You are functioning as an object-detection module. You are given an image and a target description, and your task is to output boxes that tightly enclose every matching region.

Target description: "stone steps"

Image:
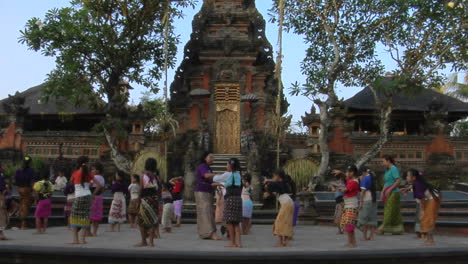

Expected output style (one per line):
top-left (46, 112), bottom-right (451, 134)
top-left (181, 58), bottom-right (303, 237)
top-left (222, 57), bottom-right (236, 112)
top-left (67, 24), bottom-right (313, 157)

top-left (211, 153), bottom-right (247, 174)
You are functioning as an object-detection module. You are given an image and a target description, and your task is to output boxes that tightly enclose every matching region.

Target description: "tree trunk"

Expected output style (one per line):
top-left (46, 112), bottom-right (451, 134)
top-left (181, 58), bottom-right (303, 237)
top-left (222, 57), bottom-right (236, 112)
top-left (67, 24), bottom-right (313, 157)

top-left (316, 102), bottom-right (331, 178)
top-left (355, 103), bottom-right (393, 169)
top-left (103, 128), bottom-right (132, 174)
top-left (164, 140), bottom-right (168, 181)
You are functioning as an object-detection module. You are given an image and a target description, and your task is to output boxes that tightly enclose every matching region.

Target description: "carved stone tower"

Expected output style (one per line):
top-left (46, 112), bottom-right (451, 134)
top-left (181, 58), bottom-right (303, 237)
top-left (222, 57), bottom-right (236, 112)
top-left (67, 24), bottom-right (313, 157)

top-left (169, 0), bottom-right (280, 154)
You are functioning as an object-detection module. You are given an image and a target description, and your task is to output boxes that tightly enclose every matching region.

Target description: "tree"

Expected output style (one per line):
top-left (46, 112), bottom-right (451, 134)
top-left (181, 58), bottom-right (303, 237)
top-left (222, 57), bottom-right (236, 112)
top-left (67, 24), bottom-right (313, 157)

top-left (19, 0), bottom-right (194, 173)
top-left (356, 1), bottom-right (467, 168)
top-left (439, 72), bottom-right (468, 137)
top-left (274, 0), bottom-right (389, 178)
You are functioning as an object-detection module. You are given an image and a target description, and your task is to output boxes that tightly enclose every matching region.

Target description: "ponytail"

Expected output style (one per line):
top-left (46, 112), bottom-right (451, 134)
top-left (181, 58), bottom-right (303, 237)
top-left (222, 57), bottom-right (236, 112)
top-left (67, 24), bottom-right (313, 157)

top-left (369, 170), bottom-right (377, 203)
top-left (77, 156), bottom-right (89, 187)
top-left (408, 169), bottom-right (440, 201)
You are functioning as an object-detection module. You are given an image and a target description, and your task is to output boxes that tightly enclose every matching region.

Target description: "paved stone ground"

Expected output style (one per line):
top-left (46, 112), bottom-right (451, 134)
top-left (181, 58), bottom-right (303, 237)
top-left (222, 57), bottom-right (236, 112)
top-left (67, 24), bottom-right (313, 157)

top-left (2, 224), bottom-right (468, 252)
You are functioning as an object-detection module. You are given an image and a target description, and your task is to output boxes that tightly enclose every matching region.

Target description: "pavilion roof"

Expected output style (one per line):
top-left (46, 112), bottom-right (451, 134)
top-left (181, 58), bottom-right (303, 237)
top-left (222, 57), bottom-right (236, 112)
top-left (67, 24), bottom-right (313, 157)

top-left (0, 84), bottom-right (104, 115)
top-left (344, 87), bottom-right (468, 113)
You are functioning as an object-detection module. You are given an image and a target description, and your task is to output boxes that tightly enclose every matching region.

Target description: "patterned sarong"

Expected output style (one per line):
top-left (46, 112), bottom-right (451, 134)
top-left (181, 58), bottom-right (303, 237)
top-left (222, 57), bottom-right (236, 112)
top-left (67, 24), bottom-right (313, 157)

top-left (137, 189), bottom-right (159, 228)
top-left (70, 195), bottom-right (92, 228)
top-left (341, 208), bottom-right (358, 233)
top-left (108, 192), bottom-right (126, 224)
top-left (18, 187), bottom-right (33, 220)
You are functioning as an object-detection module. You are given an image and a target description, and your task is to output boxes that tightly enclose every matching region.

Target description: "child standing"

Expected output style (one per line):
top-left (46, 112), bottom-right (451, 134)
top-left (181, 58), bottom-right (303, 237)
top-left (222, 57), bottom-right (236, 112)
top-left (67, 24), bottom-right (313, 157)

top-left (336, 165), bottom-right (360, 248)
top-left (54, 170), bottom-right (68, 192)
top-left (127, 174), bottom-right (141, 229)
top-left (358, 168), bottom-right (378, 241)
top-left (169, 176), bottom-right (184, 227)
top-left (331, 173), bottom-right (346, 234)
top-left (406, 169), bottom-right (441, 246)
top-left (33, 167), bottom-right (54, 234)
top-left (108, 170), bottom-right (128, 232)
top-left (241, 173), bottom-right (253, 235)
top-left (63, 181), bottom-right (75, 230)
top-left (161, 183), bottom-right (175, 233)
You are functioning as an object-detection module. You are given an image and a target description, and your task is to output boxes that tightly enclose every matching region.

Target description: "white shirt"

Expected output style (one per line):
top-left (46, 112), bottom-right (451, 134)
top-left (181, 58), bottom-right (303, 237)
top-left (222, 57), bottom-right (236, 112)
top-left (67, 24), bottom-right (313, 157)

top-left (242, 186), bottom-right (252, 201)
top-left (74, 183), bottom-right (91, 198)
top-left (213, 171), bottom-right (231, 183)
top-left (54, 176), bottom-right (67, 191)
top-left (128, 183), bottom-right (141, 200)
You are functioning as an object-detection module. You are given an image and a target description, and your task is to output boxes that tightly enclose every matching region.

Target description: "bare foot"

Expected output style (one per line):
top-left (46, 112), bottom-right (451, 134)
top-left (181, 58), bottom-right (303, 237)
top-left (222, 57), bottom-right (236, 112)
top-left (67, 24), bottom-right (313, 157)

top-left (66, 241), bottom-right (80, 245)
top-left (134, 242), bottom-right (148, 247)
top-left (210, 234), bottom-right (222, 240)
top-left (273, 243), bottom-right (284, 248)
top-left (148, 242), bottom-right (155, 247)
top-left (225, 244), bottom-right (237, 248)
top-left (336, 231), bottom-right (343, 235)
top-left (80, 240), bottom-right (88, 244)
top-left (369, 236), bottom-right (375, 241)
top-left (423, 241), bottom-right (435, 247)
top-left (236, 244), bottom-right (242, 248)
top-left (346, 243), bottom-right (357, 248)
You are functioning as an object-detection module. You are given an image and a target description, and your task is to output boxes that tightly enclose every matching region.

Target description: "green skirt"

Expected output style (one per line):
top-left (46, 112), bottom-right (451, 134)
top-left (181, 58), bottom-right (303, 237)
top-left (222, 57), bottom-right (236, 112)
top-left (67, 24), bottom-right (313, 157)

top-left (378, 192), bottom-right (404, 234)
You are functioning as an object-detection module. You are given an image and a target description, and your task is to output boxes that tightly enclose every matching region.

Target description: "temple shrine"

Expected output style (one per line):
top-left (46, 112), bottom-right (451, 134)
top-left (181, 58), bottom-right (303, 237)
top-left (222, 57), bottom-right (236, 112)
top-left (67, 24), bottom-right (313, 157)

top-left (169, 0), bottom-right (281, 155)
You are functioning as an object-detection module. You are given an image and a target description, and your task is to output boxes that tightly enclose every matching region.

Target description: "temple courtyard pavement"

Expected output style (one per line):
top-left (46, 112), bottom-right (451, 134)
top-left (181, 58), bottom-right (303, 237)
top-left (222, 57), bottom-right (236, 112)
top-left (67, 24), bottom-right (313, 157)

top-left (2, 224), bottom-right (468, 263)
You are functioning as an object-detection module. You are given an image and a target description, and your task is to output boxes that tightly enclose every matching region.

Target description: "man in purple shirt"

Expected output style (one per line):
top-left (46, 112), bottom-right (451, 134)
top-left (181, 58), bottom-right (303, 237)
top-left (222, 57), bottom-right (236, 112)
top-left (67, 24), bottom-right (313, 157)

top-left (194, 152), bottom-right (220, 240)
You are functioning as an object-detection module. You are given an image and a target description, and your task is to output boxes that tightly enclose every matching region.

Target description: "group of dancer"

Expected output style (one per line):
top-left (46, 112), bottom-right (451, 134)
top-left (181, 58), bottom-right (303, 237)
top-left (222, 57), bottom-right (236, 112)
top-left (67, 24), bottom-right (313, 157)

top-left (0, 155), bottom-right (184, 246)
top-left (194, 152), bottom-right (298, 248)
top-left (0, 153), bottom-right (442, 248)
top-left (332, 155), bottom-right (441, 248)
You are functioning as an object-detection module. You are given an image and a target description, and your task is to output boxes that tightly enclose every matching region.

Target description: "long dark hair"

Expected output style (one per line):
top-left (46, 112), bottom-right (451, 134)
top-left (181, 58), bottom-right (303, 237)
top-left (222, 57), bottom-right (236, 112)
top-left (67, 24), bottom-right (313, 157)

top-left (229, 158), bottom-right (241, 173)
top-left (361, 167), bottom-right (377, 203)
top-left (77, 156), bottom-right (89, 187)
top-left (243, 173), bottom-right (252, 186)
top-left (285, 175), bottom-right (297, 200)
top-left (408, 169), bottom-right (440, 200)
top-left (144, 157), bottom-right (159, 184)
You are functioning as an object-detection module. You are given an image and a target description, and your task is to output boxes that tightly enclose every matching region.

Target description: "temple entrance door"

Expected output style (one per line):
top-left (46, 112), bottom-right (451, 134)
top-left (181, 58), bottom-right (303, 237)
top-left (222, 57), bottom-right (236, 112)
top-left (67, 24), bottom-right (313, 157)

top-left (214, 83), bottom-right (241, 154)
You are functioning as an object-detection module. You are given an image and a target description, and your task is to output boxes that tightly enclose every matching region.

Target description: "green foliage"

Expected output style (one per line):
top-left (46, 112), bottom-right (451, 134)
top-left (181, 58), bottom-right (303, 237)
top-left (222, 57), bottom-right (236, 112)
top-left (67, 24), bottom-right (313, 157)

top-left (284, 159), bottom-right (318, 191)
top-left (275, 0), bottom-right (388, 100)
top-left (19, 0), bottom-right (195, 118)
top-left (382, 1), bottom-right (467, 89)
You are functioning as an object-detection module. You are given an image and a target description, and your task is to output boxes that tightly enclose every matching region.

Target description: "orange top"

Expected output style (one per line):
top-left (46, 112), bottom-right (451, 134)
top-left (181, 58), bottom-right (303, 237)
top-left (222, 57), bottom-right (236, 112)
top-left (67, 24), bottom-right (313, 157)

top-left (71, 169), bottom-right (93, 185)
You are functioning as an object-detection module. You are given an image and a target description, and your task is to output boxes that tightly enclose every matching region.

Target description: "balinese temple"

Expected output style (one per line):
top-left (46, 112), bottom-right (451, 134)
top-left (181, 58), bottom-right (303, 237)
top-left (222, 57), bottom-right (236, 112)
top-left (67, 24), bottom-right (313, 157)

top-left (302, 86), bottom-right (468, 183)
top-left (169, 0), bottom-right (280, 154)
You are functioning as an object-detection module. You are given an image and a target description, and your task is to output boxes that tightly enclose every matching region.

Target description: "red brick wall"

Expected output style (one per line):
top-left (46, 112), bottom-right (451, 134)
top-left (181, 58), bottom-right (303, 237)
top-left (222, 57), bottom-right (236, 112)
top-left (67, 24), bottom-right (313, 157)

top-left (328, 127), bottom-right (354, 154)
top-left (426, 134), bottom-right (454, 155)
top-left (0, 122), bottom-right (17, 149)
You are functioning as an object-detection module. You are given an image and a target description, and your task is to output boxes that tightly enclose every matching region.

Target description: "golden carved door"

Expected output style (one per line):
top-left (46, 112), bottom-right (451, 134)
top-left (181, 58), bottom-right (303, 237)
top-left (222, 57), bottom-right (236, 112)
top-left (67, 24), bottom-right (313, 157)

top-left (214, 84), bottom-right (240, 154)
